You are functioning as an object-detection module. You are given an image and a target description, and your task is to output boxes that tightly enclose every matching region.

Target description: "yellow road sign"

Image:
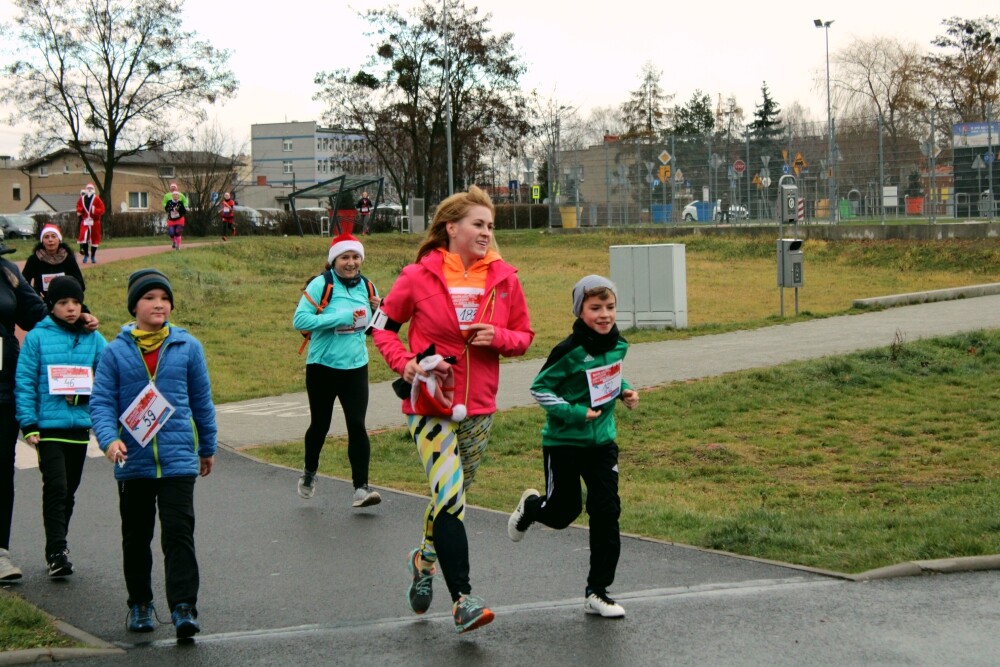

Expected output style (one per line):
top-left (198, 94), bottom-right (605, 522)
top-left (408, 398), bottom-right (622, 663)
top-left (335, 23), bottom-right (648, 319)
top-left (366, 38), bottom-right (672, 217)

top-left (659, 165), bottom-right (671, 182)
top-left (793, 152), bottom-right (807, 168)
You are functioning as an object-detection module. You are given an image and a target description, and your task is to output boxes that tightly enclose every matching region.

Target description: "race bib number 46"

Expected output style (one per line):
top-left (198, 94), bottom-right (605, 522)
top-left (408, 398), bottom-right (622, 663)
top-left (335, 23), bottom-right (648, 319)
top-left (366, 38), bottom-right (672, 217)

top-left (47, 365), bottom-right (94, 395)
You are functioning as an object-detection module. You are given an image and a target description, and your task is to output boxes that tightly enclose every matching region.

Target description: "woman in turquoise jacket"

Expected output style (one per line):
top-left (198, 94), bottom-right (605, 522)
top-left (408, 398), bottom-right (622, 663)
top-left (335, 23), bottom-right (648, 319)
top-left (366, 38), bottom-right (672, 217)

top-left (292, 232), bottom-right (382, 507)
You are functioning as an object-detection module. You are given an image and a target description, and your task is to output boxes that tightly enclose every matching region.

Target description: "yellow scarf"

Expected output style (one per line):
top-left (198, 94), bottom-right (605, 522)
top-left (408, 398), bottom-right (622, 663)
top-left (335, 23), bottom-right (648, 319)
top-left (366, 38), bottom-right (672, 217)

top-left (130, 325), bottom-right (169, 354)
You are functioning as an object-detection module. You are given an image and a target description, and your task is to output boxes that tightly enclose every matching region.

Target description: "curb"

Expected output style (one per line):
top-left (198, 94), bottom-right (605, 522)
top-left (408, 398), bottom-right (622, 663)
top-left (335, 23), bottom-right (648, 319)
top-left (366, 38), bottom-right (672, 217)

top-left (853, 282), bottom-right (1000, 309)
top-left (850, 554), bottom-right (1000, 581)
top-left (0, 611), bottom-right (123, 666)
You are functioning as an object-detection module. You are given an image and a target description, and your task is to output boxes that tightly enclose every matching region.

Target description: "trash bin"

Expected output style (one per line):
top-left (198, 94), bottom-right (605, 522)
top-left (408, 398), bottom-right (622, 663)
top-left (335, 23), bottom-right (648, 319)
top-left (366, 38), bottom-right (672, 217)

top-left (558, 206), bottom-right (578, 228)
top-left (651, 203), bottom-right (673, 223)
top-left (838, 199), bottom-right (854, 220)
top-left (694, 201), bottom-right (713, 222)
top-left (905, 197), bottom-right (924, 215)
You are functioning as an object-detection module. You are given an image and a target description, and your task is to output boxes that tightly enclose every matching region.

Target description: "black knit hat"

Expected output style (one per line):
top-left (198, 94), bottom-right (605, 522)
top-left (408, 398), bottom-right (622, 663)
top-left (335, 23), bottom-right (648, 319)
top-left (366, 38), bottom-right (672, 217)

top-left (127, 268), bottom-right (174, 315)
top-left (46, 275), bottom-right (84, 308)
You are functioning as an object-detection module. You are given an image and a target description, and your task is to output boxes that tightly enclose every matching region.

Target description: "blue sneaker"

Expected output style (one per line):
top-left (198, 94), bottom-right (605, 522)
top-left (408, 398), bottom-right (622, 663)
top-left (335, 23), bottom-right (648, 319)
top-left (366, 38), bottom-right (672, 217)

top-left (82, 255), bottom-right (88, 264)
top-left (406, 548), bottom-right (434, 614)
top-left (126, 602), bottom-right (155, 633)
top-left (171, 603), bottom-right (201, 640)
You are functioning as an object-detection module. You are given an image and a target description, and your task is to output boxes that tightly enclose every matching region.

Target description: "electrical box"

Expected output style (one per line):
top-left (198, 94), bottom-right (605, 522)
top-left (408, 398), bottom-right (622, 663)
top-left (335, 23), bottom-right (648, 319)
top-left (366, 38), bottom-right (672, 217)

top-left (776, 174), bottom-right (798, 224)
top-left (408, 198), bottom-right (425, 233)
top-left (610, 244), bottom-right (687, 329)
top-left (777, 238), bottom-right (804, 288)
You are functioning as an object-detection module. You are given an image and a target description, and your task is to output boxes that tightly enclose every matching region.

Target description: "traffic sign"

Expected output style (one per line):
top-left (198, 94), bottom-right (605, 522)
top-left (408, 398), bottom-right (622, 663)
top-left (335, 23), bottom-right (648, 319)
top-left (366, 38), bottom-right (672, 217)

top-left (793, 152), bottom-right (807, 168)
top-left (710, 153), bottom-right (722, 169)
top-left (659, 150), bottom-right (671, 164)
top-left (761, 156), bottom-right (771, 167)
top-left (782, 164), bottom-right (790, 175)
top-left (659, 165), bottom-right (671, 182)
top-left (761, 176), bottom-right (771, 188)
top-left (752, 174), bottom-right (762, 186)
top-left (972, 155), bottom-right (986, 169)
top-left (984, 151), bottom-right (996, 165)
top-left (531, 185), bottom-right (540, 201)
top-left (733, 159), bottom-right (746, 174)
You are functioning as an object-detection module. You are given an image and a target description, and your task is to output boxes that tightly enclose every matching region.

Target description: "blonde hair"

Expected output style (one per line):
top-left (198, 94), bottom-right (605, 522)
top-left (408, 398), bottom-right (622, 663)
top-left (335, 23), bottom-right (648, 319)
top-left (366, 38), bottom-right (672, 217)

top-left (416, 185), bottom-right (498, 261)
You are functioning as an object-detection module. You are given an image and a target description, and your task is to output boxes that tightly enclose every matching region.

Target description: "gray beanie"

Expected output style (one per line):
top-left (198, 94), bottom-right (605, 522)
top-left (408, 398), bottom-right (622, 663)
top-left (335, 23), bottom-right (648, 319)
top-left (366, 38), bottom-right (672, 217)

top-left (127, 268), bottom-right (174, 315)
top-left (572, 275), bottom-right (617, 317)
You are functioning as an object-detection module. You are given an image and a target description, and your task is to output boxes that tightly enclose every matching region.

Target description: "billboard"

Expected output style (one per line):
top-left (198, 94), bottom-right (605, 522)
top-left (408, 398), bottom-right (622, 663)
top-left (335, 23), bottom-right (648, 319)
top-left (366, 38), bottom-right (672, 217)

top-left (953, 122), bottom-right (1000, 149)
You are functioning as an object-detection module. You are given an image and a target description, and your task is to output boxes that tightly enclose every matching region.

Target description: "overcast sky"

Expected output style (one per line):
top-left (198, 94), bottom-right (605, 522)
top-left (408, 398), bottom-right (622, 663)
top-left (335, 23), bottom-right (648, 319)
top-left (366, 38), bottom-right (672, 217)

top-left (0, 0), bottom-right (993, 158)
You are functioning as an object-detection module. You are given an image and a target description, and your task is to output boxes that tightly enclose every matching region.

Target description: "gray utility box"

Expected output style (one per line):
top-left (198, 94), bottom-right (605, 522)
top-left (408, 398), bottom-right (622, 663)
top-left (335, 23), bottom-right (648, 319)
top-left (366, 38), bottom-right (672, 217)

top-left (777, 174), bottom-right (798, 223)
top-left (408, 198), bottom-right (426, 233)
top-left (610, 244), bottom-right (687, 329)
top-left (777, 238), bottom-right (804, 288)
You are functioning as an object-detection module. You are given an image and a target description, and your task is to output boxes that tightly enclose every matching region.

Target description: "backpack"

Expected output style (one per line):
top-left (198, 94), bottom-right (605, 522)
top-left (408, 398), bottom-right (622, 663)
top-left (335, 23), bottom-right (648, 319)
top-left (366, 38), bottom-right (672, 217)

top-left (298, 270), bottom-right (375, 354)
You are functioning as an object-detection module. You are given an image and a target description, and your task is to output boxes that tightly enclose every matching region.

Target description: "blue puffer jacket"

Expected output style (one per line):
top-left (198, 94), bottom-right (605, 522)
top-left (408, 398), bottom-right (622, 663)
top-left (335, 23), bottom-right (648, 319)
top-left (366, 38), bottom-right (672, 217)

top-left (14, 316), bottom-right (107, 435)
top-left (91, 323), bottom-right (217, 480)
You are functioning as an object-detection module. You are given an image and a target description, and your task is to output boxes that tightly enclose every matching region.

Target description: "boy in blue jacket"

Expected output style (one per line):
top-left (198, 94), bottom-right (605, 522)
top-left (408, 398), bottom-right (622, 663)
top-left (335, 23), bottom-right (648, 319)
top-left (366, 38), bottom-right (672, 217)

top-left (507, 275), bottom-right (639, 619)
top-left (15, 276), bottom-right (106, 578)
top-left (90, 269), bottom-right (217, 641)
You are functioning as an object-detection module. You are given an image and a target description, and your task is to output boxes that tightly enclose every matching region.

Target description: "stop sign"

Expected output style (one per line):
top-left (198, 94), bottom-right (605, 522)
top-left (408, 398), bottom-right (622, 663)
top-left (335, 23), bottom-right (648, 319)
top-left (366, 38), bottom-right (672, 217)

top-left (733, 159), bottom-right (746, 174)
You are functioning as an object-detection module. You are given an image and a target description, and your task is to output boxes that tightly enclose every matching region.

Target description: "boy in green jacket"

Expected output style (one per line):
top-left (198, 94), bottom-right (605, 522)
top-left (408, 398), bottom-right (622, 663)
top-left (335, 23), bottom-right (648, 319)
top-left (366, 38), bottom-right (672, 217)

top-left (507, 275), bottom-right (639, 618)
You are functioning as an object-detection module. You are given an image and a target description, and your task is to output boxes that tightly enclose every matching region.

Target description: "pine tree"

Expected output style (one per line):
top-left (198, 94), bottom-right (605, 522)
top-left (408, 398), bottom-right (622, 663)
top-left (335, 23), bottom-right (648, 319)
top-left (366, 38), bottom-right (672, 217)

top-left (748, 82), bottom-right (784, 158)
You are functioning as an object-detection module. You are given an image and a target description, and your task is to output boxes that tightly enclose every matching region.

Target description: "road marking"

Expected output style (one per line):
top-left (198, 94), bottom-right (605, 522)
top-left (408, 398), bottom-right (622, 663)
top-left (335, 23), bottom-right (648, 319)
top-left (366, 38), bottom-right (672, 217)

top-left (123, 577), bottom-right (840, 649)
top-left (215, 401), bottom-right (316, 418)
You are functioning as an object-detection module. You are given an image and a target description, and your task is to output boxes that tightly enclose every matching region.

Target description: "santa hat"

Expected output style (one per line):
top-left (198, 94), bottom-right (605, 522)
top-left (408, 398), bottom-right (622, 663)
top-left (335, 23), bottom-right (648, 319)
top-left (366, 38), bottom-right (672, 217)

top-left (409, 345), bottom-right (466, 421)
top-left (39, 224), bottom-right (62, 242)
top-left (169, 183), bottom-right (178, 191)
top-left (84, 183), bottom-right (95, 191)
top-left (328, 232), bottom-right (364, 264)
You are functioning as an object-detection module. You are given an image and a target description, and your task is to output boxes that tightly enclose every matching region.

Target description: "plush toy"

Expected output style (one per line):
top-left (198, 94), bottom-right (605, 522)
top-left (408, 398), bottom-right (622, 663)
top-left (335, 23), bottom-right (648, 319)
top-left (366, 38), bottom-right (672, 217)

top-left (408, 344), bottom-right (467, 421)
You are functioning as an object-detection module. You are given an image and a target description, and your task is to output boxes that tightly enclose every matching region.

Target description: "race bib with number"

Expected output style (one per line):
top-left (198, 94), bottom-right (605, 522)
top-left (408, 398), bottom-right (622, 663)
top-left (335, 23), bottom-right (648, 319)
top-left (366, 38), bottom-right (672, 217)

top-left (41, 273), bottom-right (66, 292)
top-left (83, 218), bottom-right (93, 226)
top-left (119, 382), bottom-right (176, 448)
top-left (222, 206), bottom-right (231, 214)
top-left (449, 287), bottom-right (484, 330)
top-left (586, 362), bottom-right (623, 407)
top-left (336, 307), bottom-right (369, 334)
top-left (47, 365), bottom-right (94, 395)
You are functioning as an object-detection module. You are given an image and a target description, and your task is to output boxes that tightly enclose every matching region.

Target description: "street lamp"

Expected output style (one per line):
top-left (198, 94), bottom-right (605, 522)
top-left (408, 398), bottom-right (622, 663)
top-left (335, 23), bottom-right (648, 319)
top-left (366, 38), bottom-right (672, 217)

top-left (814, 18), bottom-right (835, 223)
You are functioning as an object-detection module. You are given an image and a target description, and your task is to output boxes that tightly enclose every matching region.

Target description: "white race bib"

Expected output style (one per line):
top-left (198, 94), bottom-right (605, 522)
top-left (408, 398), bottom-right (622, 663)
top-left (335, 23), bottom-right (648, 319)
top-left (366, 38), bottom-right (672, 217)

top-left (83, 218), bottom-right (93, 226)
top-left (336, 307), bottom-right (369, 334)
top-left (41, 273), bottom-right (66, 292)
top-left (47, 365), bottom-right (93, 395)
top-left (586, 361), bottom-right (623, 407)
top-left (119, 382), bottom-right (176, 448)
top-left (449, 287), bottom-right (484, 330)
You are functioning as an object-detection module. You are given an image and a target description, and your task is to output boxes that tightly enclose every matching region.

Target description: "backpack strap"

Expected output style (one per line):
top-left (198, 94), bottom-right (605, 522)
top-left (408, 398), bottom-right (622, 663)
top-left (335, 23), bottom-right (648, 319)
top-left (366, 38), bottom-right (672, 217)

top-left (298, 271), bottom-right (335, 354)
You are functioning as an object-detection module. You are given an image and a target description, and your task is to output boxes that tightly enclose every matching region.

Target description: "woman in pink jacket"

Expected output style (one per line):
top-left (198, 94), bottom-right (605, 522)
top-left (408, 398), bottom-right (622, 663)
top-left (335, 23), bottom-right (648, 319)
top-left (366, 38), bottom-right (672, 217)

top-left (374, 185), bottom-right (533, 634)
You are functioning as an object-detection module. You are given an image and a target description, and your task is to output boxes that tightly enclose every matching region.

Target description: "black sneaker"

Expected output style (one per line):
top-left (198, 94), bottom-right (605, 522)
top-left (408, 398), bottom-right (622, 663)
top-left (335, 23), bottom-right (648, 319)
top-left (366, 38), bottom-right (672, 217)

top-left (406, 548), bottom-right (434, 614)
top-left (47, 549), bottom-right (73, 578)
top-left (297, 469), bottom-right (316, 499)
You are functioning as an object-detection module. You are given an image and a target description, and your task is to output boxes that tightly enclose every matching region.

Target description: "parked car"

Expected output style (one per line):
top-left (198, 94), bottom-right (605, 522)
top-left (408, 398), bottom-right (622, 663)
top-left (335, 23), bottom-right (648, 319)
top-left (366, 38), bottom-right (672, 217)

top-left (0, 213), bottom-right (39, 239)
top-left (681, 200), bottom-right (750, 222)
top-left (231, 205), bottom-right (264, 228)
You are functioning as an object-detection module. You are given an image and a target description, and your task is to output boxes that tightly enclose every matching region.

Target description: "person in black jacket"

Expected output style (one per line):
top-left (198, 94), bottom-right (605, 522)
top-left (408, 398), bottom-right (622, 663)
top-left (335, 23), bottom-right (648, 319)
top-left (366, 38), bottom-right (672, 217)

top-left (20, 224), bottom-right (85, 300)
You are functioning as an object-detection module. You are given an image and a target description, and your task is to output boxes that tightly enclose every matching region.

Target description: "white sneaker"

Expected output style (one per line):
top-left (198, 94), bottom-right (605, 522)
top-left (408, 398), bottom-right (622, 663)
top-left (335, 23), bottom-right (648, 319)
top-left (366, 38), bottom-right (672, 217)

top-left (507, 488), bottom-right (540, 542)
top-left (352, 486), bottom-right (381, 508)
top-left (0, 548), bottom-right (23, 581)
top-left (584, 591), bottom-right (625, 618)
top-left (297, 470), bottom-right (316, 499)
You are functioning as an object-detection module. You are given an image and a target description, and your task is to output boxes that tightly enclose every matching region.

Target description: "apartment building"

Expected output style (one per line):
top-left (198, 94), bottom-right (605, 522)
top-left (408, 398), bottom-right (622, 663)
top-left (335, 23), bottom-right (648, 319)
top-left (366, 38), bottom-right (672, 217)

top-left (250, 121), bottom-right (375, 189)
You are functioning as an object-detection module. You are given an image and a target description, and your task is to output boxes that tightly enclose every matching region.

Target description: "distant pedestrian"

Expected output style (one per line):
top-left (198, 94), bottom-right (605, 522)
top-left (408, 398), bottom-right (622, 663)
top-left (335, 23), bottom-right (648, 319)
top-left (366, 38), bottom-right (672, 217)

top-left (292, 233), bottom-right (382, 508)
top-left (356, 191), bottom-right (374, 235)
top-left (720, 193), bottom-right (731, 223)
top-left (220, 192), bottom-right (236, 241)
top-left (90, 269), bottom-right (217, 641)
top-left (508, 275), bottom-right (638, 619)
top-left (76, 184), bottom-right (104, 264)
top-left (164, 192), bottom-right (186, 251)
top-left (21, 224), bottom-right (86, 300)
top-left (160, 183), bottom-right (189, 209)
top-left (373, 185), bottom-right (534, 634)
top-left (14, 276), bottom-right (106, 578)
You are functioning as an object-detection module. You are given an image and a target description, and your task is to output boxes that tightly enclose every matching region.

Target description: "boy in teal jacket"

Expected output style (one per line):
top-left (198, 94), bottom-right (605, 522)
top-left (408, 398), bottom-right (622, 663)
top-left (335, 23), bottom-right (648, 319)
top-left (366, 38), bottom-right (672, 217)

top-left (507, 275), bottom-right (639, 618)
top-left (15, 276), bottom-right (106, 578)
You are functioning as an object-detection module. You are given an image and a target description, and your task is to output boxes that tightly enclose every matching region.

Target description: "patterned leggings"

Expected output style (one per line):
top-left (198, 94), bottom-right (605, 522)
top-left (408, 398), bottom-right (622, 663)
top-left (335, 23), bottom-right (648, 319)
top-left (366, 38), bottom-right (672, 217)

top-left (408, 413), bottom-right (492, 564)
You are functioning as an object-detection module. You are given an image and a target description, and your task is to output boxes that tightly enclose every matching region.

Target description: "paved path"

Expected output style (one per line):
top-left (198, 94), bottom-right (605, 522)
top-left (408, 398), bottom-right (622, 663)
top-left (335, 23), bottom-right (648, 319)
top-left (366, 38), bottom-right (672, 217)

top-left (4, 244), bottom-right (1000, 664)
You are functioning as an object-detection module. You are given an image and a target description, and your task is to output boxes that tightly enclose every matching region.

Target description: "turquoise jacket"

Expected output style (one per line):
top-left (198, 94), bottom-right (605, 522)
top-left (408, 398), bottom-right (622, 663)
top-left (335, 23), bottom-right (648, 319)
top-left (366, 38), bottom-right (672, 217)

top-left (293, 272), bottom-right (378, 370)
top-left (14, 315), bottom-right (107, 439)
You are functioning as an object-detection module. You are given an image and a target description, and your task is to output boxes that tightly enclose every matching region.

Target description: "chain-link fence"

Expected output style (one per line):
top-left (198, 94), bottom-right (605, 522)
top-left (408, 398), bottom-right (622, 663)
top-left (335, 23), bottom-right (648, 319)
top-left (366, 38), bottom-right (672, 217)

top-left (533, 116), bottom-right (1000, 227)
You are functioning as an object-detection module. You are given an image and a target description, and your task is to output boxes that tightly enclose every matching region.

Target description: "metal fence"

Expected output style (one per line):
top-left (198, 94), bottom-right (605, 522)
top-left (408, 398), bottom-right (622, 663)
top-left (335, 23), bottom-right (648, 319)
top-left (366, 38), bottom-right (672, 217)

top-left (539, 116), bottom-right (1000, 226)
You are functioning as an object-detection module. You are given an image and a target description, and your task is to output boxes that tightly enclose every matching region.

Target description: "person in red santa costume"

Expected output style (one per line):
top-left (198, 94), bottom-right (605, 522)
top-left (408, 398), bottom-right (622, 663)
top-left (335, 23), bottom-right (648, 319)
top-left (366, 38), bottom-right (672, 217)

top-left (76, 183), bottom-right (104, 264)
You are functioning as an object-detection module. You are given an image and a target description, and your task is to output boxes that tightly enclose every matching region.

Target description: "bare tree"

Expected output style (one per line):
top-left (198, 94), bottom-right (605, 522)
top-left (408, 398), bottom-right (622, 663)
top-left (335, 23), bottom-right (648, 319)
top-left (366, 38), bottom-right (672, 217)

top-left (829, 35), bottom-right (924, 166)
top-left (4, 0), bottom-right (237, 206)
top-left (921, 15), bottom-right (1000, 124)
